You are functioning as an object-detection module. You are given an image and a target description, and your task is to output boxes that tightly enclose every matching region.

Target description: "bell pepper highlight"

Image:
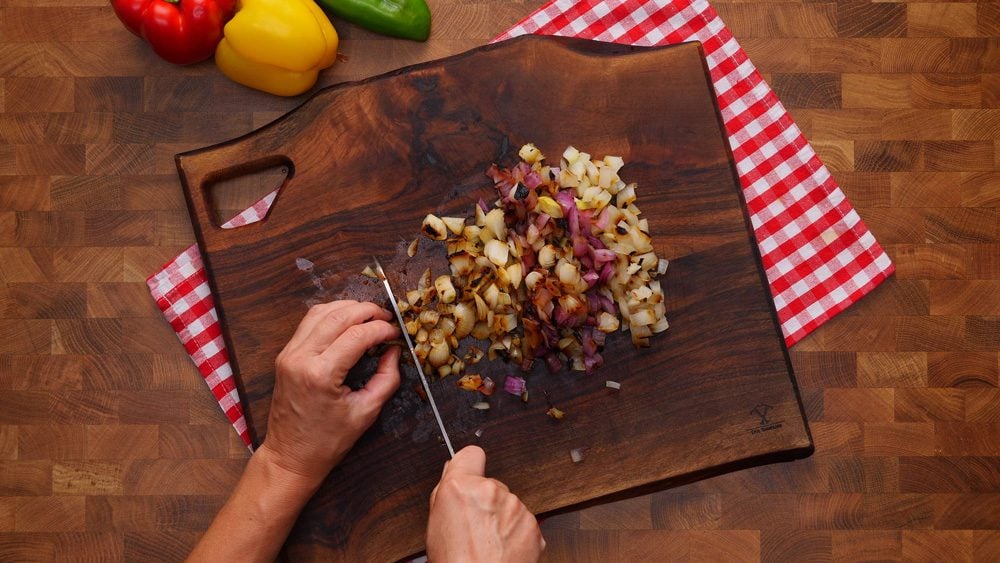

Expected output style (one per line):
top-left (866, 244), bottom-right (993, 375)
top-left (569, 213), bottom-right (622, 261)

top-left (214, 0), bottom-right (339, 97)
top-left (111, 0), bottom-right (237, 65)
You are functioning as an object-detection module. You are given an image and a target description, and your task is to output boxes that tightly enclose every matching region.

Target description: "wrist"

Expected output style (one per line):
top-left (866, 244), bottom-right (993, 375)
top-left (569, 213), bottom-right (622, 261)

top-left (252, 443), bottom-right (327, 504)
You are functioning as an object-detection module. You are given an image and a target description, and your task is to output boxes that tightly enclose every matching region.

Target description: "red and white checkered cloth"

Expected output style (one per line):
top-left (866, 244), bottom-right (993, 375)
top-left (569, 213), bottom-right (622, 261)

top-left (148, 0), bottom-right (894, 447)
top-left (147, 192), bottom-right (276, 447)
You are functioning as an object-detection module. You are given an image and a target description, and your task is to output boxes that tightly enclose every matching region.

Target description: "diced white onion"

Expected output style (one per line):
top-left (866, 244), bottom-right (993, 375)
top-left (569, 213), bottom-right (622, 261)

top-left (434, 275), bottom-right (456, 304)
top-left (484, 239), bottom-right (509, 266)
top-left (484, 209), bottom-right (506, 240)
top-left (442, 216), bottom-right (466, 235)
top-left (421, 214), bottom-right (447, 240)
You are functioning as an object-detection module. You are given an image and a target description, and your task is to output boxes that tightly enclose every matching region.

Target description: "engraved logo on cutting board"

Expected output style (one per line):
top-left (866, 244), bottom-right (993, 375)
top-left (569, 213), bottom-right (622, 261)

top-left (749, 404), bottom-right (784, 435)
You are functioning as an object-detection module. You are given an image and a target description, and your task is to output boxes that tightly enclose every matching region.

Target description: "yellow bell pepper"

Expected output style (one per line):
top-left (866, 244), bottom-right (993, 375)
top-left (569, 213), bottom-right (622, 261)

top-left (215, 0), bottom-right (338, 97)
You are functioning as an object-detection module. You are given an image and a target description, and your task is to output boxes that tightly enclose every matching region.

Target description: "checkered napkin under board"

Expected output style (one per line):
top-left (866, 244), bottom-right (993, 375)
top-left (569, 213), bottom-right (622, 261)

top-left (147, 0), bottom-right (895, 447)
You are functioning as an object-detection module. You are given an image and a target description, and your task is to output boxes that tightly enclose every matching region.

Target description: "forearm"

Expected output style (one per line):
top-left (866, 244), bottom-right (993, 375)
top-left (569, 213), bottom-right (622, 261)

top-left (188, 445), bottom-right (322, 563)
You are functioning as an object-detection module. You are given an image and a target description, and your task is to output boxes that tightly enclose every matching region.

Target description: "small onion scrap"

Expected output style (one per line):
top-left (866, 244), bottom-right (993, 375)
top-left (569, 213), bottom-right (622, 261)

top-left (546, 407), bottom-right (566, 420)
top-left (389, 143), bottom-right (669, 391)
top-left (480, 376), bottom-right (496, 396)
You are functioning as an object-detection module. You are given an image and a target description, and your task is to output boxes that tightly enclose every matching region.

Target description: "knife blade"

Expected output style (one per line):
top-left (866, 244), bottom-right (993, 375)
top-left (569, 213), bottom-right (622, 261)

top-left (373, 257), bottom-right (455, 457)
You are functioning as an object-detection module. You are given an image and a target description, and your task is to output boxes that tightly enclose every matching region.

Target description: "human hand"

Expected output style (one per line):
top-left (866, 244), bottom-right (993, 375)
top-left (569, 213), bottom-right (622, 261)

top-left (259, 300), bottom-right (402, 488)
top-left (427, 446), bottom-right (545, 562)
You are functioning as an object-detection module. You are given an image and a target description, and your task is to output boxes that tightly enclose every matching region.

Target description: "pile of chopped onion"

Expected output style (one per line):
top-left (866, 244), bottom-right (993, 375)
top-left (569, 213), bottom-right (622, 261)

top-left (394, 143), bottom-right (668, 383)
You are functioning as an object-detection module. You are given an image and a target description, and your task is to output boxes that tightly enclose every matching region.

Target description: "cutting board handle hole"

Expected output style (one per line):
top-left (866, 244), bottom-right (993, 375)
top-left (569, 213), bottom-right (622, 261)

top-left (205, 159), bottom-right (293, 228)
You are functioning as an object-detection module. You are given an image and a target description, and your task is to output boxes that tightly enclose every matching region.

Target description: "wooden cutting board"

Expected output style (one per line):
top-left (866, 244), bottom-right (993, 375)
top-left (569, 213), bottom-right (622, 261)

top-left (176, 36), bottom-right (812, 561)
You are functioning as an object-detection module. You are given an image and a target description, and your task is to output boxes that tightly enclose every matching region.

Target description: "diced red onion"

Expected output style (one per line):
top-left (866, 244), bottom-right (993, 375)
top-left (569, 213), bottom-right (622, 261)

top-left (599, 262), bottom-right (616, 283)
top-left (592, 330), bottom-right (607, 346)
top-left (524, 171), bottom-right (542, 190)
top-left (555, 190), bottom-right (575, 216)
top-left (567, 205), bottom-right (580, 236)
top-left (503, 376), bottom-right (526, 396)
top-left (545, 354), bottom-right (562, 373)
top-left (593, 248), bottom-right (616, 264)
top-left (595, 207), bottom-right (611, 230)
top-left (583, 352), bottom-right (603, 374)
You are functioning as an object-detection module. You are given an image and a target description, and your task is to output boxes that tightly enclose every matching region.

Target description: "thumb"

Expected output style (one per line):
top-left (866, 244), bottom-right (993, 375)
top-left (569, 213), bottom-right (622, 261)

top-left (444, 445), bottom-right (486, 478)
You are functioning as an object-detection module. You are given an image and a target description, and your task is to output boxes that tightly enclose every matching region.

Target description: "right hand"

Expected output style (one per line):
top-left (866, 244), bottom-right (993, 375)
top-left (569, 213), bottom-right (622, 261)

top-left (427, 446), bottom-right (545, 562)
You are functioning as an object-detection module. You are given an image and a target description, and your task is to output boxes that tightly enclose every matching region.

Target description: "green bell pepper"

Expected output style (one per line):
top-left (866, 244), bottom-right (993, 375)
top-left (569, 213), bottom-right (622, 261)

top-left (314, 0), bottom-right (431, 41)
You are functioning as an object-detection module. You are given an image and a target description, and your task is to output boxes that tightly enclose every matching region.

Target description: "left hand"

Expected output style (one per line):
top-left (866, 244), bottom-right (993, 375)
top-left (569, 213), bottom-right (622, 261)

top-left (259, 300), bottom-right (402, 487)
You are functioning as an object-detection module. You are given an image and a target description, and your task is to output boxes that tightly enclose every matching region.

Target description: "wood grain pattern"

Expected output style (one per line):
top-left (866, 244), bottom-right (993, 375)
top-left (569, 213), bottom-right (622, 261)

top-left (1, 0), bottom-right (999, 560)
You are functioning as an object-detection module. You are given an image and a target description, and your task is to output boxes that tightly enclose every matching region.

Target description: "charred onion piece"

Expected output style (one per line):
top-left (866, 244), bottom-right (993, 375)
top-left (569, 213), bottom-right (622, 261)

top-left (421, 214), bottom-right (447, 240)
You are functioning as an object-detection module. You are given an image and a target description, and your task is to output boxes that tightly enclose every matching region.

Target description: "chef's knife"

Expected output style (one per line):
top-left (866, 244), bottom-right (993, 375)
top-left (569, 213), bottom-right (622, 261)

top-left (373, 257), bottom-right (456, 457)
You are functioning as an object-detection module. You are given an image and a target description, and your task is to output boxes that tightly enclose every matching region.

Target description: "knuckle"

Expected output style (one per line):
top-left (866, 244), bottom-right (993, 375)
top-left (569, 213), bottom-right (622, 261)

top-left (308, 301), bottom-right (338, 317)
top-left (484, 479), bottom-right (506, 503)
top-left (486, 478), bottom-right (505, 492)
top-left (442, 476), bottom-right (470, 499)
top-left (342, 324), bottom-right (369, 344)
top-left (276, 354), bottom-right (301, 377)
top-left (275, 351), bottom-right (289, 370)
top-left (324, 310), bottom-right (351, 328)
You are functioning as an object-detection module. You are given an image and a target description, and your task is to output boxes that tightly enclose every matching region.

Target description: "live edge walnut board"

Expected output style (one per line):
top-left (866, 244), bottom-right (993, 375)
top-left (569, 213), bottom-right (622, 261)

top-left (176, 36), bottom-right (812, 561)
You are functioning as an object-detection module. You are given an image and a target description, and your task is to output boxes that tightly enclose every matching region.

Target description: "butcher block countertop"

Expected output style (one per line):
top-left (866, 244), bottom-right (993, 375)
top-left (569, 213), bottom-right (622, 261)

top-left (1, 1), bottom-right (998, 561)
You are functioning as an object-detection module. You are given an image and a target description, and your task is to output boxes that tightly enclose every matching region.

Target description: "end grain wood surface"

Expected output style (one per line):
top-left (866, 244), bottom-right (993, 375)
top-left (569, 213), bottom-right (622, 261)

top-left (0, 0), bottom-right (997, 561)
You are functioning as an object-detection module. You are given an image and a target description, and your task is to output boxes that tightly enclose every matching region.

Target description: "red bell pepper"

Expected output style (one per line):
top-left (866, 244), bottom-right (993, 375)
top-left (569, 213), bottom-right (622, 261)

top-left (111, 0), bottom-right (237, 65)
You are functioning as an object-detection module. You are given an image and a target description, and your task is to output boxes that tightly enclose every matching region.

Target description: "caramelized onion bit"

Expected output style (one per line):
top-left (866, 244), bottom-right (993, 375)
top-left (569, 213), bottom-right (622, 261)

top-left (457, 374), bottom-right (482, 391)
